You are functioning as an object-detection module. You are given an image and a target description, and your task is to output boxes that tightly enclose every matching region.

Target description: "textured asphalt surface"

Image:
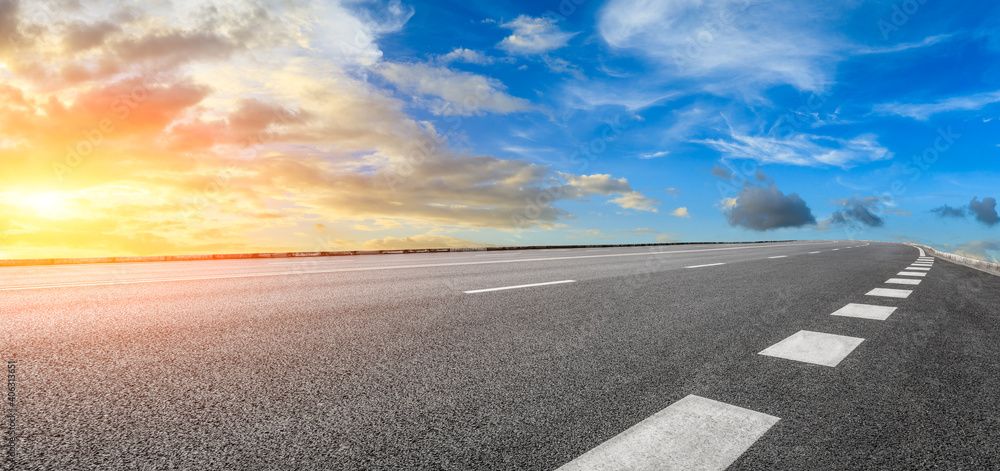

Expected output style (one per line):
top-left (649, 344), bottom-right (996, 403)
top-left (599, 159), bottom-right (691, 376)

top-left (2, 240), bottom-right (998, 470)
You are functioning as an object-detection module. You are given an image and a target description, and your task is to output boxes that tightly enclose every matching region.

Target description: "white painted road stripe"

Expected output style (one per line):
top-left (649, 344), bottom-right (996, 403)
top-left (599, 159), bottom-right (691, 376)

top-left (686, 263), bottom-right (726, 269)
top-left (768, 255), bottom-right (787, 259)
top-left (759, 330), bottom-right (865, 367)
top-left (886, 278), bottom-right (921, 285)
top-left (831, 303), bottom-right (897, 321)
top-left (808, 251), bottom-right (821, 254)
top-left (0, 242), bottom-right (837, 291)
top-left (867, 288), bottom-right (912, 299)
top-left (556, 395), bottom-right (779, 471)
top-left (906, 267), bottom-right (931, 271)
top-left (462, 280), bottom-right (575, 294)
top-left (897, 271), bottom-right (927, 277)
top-left (917, 247), bottom-right (926, 256)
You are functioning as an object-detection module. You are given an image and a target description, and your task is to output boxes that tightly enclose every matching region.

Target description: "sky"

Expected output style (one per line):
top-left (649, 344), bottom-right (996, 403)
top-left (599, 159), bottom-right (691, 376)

top-left (0, 0), bottom-right (998, 262)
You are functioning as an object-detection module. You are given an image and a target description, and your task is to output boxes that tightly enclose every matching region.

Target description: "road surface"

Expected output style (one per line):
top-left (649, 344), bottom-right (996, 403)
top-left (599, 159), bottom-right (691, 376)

top-left (2, 240), bottom-right (998, 470)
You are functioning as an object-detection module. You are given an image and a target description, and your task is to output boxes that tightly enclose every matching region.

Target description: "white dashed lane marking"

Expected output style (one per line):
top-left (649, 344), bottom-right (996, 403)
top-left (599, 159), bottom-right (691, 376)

top-left (759, 330), bottom-right (865, 367)
top-left (556, 395), bottom-right (779, 471)
top-left (808, 251), bottom-right (820, 254)
top-left (768, 256), bottom-right (787, 259)
top-left (906, 267), bottom-right (931, 271)
top-left (831, 303), bottom-right (897, 321)
top-left (462, 280), bottom-right (576, 294)
top-left (867, 288), bottom-right (912, 299)
top-left (685, 263), bottom-right (726, 269)
top-left (897, 271), bottom-right (927, 277)
top-left (886, 278), bottom-right (921, 285)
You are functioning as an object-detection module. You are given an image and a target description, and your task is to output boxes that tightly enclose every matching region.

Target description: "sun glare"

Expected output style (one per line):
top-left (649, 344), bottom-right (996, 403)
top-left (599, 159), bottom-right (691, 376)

top-left (20, 192), bottom-right (71, 217)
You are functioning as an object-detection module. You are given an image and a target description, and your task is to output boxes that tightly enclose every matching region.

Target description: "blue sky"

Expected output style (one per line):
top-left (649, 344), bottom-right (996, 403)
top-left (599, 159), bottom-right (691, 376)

top-left (362, 0), bottom-right (1000, 260)
top-left (1, 0), bottom-right (997, 261)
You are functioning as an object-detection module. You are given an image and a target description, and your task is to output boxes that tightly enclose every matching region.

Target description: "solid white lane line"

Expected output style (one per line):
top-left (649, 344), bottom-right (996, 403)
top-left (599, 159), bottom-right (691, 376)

top-left (768, 255), bottom-right (787, 259)
top-left (268, 259), bottom-right (352, 263)
top-left (917, 247), bottom-right (926, 256)
top-left (897, 271), bottom-right (927, 277)
top-left (462, 280), bottom-right (575, 294)
top-left (759, 330), bottom-right (864, 367)
top-left (0, 242), bottom-right (838, 291)
top-left (867, 288), bottom-right (912, 299)
top-left (685, 263), bottom-right (726, 269)
top-left (556, 395), bottom-right (779, 471)
top-left (886, 278), bottom-right (921, 285)
top-left (831, 303), bottom-right (897, 321)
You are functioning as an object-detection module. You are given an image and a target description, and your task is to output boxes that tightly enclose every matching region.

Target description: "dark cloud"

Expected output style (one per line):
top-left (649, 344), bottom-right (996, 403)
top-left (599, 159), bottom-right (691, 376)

top-left (710, 165), bottom-right (732, 179)
top-left (969, 197), bottom-right (999, 226)
top-left (725, 185), bottom-right (816, 231)
top-left (227, 98), bottom-right (310, 136)
top-left (63, 21), bottom-right (121, 53)
top-left (754, 170), bottom-right (773, 184)
top-left (0, 0), bottom-right (23, 54)
top-left (830, 196), bottom-right (884, 228)
top-left (930, 204), bottom-right (966, 219)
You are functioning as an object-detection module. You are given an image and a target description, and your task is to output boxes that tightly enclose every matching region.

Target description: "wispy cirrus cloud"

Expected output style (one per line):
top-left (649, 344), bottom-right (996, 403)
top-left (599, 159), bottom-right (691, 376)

top-left (874, 90), bottom-right (1000, 120)
top-left (597, 0), bottom-right (844, 95)
top-left (856, 34), bottom-right (954, 55)
top-left (699, 128), bottom-right (892, 168)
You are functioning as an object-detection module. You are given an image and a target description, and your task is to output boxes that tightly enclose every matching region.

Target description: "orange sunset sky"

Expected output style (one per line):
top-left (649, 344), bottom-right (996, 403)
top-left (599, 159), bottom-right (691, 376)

top-left (1, 0), bottom-right (587, 258)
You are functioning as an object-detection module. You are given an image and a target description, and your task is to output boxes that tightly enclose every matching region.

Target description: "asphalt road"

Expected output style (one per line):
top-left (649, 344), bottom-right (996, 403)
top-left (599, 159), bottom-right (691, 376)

top-left (2, 240), bottom-right (998, 470)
